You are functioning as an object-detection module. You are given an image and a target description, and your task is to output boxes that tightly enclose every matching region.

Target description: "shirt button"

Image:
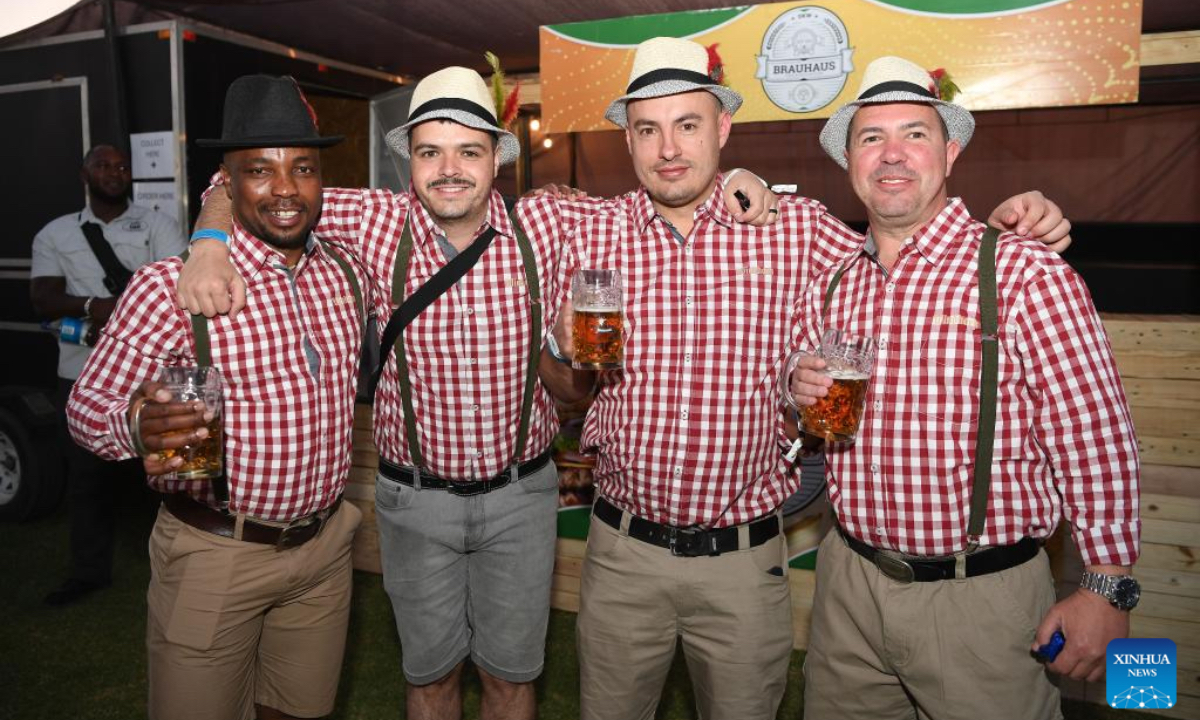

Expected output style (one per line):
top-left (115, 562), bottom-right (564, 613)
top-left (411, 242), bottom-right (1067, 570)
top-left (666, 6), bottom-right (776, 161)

top-left (870, 463), bottom-right (879, 473)
top-left (673, 467), bottom-right (683, 476)
top-left (886, 283), bottom-right (895, 292)
top-left (471, 404), bottom-right (480, 412)
top-left (684, 353), bottom-right (692, 363)
top-left (680, 409), bottom-right (689, 420)
top-left (873, 400), bottom-right (882, 411)
top-left (476, 451), bottom-right (484, 458)
top-left (876, 527), bottom-right (885, 535)
top-left (685, 297), bottom-right (693, 306)
top-left (466, 308), bottom-right (475, 315)
top-left (466, 357), bottom-right (477, 365)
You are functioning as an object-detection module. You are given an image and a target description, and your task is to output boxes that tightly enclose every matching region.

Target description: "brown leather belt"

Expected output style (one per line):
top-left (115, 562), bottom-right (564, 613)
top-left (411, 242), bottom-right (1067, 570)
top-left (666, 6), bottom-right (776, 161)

top-left (162, 492), bottom-right (343, 551)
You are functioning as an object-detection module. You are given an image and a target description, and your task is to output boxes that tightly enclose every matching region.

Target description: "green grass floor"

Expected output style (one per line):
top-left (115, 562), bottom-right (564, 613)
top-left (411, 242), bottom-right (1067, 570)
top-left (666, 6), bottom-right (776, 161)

top-left (0, 492), bottom-right (1164, 719)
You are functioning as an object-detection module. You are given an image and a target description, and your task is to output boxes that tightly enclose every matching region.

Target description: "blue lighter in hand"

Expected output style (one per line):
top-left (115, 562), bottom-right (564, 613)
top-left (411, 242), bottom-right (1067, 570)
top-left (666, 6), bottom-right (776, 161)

top-left (1035, 631), bottom-right (1066, 662)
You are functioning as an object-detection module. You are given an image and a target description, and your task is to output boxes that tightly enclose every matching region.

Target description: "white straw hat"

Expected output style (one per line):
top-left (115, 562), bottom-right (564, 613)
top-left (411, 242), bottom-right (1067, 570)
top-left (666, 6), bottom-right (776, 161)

top-left (818, 56), bottom-right (975, 169)
top-left (604, 36), bottom-right (743, 128)
top-left (385, 66), bottom-right (520, 165)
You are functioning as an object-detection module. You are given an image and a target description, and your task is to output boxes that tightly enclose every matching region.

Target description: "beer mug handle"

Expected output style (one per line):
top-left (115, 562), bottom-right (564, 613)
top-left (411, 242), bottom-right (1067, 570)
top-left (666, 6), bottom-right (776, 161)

top-left (780, 350), bottom-right (804, 411)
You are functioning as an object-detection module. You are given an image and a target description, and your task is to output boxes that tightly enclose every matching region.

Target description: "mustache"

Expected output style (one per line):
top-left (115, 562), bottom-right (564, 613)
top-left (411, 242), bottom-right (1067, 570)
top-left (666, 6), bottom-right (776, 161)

top-left (427, 177), bottom-right (476, 189)
top-left (872, 166), bottom-right (918, 181)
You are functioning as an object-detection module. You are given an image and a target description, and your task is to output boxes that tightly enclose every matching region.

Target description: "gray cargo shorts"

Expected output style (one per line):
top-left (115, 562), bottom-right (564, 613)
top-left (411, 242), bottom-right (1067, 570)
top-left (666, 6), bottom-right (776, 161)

top-left (374, 460), bottom-right (559, 685)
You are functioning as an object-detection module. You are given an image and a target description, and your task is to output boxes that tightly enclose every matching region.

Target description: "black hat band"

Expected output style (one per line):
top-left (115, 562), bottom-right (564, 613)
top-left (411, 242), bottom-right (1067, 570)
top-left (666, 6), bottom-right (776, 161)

top-left (408, 97), bottom-right (499, 129)
top-left (626, 68), bottom-right (716, 94)
top-left (858, 80), bottom-right (936, 101)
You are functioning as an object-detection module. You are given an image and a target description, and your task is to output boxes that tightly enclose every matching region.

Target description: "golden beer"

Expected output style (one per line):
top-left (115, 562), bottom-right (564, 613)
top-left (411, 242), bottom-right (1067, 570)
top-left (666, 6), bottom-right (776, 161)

top-left (801, 370), bottom-right (870, 443)
top-left (159, 417), bottom-right (223, 479)
top-left (573, 308), bottom-right (623, 369)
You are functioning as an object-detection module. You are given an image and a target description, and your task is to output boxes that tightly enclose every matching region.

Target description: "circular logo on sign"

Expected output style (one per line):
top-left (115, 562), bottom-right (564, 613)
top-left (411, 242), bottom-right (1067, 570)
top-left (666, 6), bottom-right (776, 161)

top-left (757, 6), bottom-right (854, 114)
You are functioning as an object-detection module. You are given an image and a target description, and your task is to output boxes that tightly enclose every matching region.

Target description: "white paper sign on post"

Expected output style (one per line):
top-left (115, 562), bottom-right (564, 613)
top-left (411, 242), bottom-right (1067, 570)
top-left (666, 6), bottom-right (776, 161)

top-left (133, 182), bottom-right (180, 224)
top-left (129, 131), bottom-right (176, 179)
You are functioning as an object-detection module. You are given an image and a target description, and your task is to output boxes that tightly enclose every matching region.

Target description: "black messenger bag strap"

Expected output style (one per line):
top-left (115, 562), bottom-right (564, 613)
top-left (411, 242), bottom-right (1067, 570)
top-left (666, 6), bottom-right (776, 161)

top-left (80, 221), bottom-right (135, 295)
top-left (370, 219), bottom-right (498, 468)
top-left (966, 227), bottom-right (1001, 551)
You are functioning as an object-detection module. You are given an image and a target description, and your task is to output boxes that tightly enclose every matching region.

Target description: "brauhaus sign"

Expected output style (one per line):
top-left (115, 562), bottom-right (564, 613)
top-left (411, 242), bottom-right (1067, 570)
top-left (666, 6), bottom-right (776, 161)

top-left (539, 0), bottom-right (1143, 133)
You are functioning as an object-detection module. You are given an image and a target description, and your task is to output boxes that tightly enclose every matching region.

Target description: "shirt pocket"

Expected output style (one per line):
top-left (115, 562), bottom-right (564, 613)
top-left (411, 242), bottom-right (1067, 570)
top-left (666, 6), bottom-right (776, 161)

top-left (917, 325), bottom-right (980, 428)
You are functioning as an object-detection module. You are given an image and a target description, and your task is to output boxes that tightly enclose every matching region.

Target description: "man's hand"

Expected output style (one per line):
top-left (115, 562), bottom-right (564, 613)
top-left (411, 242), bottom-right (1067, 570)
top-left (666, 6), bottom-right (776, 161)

top-left (788, 354), bottom-right (832, 407)
top-left (723, 170), bottom-right (779, 226)
top-left (988, 191), bottom-right (1072, 254)
top-left (1032, 585), bottom-right (1130, 682)
top-left (128, 381), bottom-right (213, 476)
top-left (179, 187), bottom-right (245, 318)
top-left (527, 183), bottom-right (589, 200)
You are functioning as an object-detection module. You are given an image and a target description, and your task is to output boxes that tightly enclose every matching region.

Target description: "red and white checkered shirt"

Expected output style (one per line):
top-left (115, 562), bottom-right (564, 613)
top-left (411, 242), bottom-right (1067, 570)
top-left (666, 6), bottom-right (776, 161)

top-left (560, 174), bottom-right (864, 528)
top-left (795, 198), bottom-right (1140, 566)
top-left (313, 187), bottom-right (605, 479)
top-left (67, 228), bottom-right (368, 521)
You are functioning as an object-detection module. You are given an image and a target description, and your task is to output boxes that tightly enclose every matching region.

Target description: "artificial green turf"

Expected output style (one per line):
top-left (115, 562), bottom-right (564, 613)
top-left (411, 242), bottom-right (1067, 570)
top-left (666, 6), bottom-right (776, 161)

top-left (0, 498), bottom-right (1167, 719)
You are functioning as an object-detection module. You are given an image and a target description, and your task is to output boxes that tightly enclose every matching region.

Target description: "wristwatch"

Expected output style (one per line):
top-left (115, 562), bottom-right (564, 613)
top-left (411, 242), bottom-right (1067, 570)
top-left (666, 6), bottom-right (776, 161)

top-left (1079, 571), bottom-right (1141, 611)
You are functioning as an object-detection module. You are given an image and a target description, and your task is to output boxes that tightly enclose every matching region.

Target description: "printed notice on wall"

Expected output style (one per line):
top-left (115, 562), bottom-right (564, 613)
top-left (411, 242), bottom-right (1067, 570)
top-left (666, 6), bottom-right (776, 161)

top-left (133, 182), bottom-right (179, 224)
top-left (129, 131), bottom-right (176, 179)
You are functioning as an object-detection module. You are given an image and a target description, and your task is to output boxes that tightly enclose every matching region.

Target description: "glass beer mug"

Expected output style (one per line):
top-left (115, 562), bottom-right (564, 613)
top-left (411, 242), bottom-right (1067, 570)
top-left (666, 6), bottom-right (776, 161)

top-left (151, 366), bottom-right (225, 479)
top-left (572, 269), bottom-right (623, 370)
top-left (782, 329), bottom-right (876, 443)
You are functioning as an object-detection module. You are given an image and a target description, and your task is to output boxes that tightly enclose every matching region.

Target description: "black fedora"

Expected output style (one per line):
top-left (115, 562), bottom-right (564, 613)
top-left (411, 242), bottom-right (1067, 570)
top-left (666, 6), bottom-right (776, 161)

top-left (197, 75), bottom-right (343, 149)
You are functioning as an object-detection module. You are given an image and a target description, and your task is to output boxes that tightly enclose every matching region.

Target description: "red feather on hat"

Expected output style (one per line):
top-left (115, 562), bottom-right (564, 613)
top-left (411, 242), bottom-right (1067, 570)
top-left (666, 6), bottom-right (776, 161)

top-left (706, 43), bottom-right (725, 85)
top-left (287, 76), bottom-right (320, 130)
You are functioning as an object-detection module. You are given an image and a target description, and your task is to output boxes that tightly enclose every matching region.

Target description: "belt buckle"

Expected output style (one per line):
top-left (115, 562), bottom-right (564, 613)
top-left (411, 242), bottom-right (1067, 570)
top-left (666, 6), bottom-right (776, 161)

top-left (276, 515), bottom-right (318, 551)
top-left (668, 527), bottom-right (710, 557)
top-left (874, 552), bottom-right (915, 583)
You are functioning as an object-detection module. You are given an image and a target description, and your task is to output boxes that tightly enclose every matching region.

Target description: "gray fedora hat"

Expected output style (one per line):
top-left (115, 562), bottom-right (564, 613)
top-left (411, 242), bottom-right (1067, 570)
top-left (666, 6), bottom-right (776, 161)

top-left (604, 37), bottom-right (743, 128)
top-left (819, 56), bottom-right (975, 169)
top-left (385, 66), bottom-right (520, 166)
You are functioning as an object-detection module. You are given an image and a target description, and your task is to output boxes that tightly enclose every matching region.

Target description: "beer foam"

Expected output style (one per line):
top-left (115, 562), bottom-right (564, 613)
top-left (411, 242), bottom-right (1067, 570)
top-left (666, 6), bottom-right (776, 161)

top-left (827, 369), bottom-right (869, 380)
top-left (579, 306), bottom-right (620, 313)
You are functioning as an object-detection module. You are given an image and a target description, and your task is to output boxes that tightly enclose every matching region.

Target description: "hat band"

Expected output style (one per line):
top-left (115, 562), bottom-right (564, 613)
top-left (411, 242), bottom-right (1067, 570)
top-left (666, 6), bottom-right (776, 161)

top-left (408, 97), bottom-right (499, 130)
top-left (858, 80), bottom-right (936, 101)
top-left (626, 68), bottom-right (715, 94)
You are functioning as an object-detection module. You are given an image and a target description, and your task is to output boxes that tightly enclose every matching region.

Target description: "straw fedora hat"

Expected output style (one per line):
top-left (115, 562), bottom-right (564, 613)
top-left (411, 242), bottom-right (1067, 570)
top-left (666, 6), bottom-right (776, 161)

top-left (385, 66), bottom-right (520, 165)
top-left (604, 36), bottom-right (743, 128)
top-left (196, 75), bottom-right (343, 149)
top-left (818, 56), bottom-right (975, 169)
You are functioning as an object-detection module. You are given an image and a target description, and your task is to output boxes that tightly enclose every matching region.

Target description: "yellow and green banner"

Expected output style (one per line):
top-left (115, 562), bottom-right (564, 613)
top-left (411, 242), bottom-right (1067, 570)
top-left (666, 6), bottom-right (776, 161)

top-left (540, 0), bottom-right (1143, 132)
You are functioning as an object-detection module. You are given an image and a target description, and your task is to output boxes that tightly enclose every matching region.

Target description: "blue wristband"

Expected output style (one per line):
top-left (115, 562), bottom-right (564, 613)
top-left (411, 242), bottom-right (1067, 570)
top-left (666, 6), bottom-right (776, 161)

top-left (190, 228), bottom-right (230, 244)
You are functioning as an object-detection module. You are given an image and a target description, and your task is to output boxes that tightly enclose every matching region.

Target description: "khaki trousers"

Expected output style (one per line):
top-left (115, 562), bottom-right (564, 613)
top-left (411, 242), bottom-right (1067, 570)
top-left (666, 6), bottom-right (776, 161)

top-left (577, 514), bottom-right (795, 720)
top-left (146, 501), bottom-right (361, 720)
top-left (803, 529), bottom-right (1063, 720)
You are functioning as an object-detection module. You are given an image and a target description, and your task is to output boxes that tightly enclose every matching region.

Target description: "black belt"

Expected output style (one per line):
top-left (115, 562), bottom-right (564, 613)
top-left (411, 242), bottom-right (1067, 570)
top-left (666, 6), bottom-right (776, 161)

top-left (838, 525), bottom-right (1039, 583)
top-left (593, 496), bottom-right (780, 557)
top-left (378, 447), bottom-right (553, 497)
top-left (162, 492), bottom-right (343, 551)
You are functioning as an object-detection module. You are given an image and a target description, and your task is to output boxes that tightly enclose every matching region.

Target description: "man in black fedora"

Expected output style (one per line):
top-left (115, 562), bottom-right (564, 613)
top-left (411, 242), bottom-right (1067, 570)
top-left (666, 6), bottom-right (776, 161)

top-left (67, 74), bottom-right (367, 720)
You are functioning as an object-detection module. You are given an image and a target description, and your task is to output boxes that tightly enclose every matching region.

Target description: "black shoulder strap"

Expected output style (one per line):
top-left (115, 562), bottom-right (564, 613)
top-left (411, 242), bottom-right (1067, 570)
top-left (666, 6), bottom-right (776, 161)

top-left (176, 248), bottom-right (225, 505)
top-left (81, 222), bottom-right (135, 295)
top-left (966, 227), bottom-right (1000, 549)
top-left (367, 222), bottom-right (498, 402)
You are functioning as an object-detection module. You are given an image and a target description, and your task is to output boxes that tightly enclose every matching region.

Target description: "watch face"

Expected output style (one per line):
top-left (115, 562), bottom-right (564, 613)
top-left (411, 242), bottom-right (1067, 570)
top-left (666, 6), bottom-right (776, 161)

top-left (1112, 576), bottom-right (1141, 610)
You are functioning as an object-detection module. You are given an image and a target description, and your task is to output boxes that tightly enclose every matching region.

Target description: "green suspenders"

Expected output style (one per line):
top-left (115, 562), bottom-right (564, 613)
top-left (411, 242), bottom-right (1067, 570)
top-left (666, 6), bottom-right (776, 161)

top-left (389, 214), bottom-right (542, 472)
top-left (822, 227), bottom-right (1000, 552)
